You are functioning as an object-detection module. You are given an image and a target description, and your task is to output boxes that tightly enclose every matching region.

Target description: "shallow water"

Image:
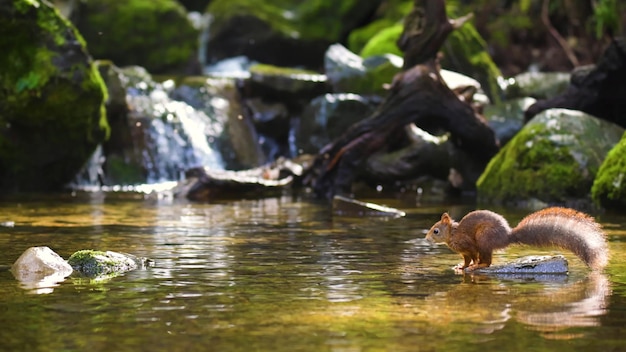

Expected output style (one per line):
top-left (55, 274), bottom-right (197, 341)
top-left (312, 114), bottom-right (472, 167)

top-left (1, 192), bottom-right (626, 352)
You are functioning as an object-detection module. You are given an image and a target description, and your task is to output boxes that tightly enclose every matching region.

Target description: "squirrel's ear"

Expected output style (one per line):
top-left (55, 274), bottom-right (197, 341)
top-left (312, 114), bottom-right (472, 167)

top-left (441, 212), bottom-right (451, 223)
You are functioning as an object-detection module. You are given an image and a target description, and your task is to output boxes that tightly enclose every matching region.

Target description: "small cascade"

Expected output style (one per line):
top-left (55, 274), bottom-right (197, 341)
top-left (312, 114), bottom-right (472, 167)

top-left (71, 69), bottom-right (229, 190)
top-left (128, 83), bottom-right (225, 183)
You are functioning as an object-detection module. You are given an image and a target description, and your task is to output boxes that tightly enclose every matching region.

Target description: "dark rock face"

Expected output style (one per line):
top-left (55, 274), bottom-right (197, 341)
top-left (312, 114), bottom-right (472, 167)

top-left (0, 0), bottom-right (109, 192)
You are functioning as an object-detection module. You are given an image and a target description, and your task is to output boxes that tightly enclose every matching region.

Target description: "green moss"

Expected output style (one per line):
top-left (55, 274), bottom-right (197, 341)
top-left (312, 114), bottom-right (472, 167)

top-left (442, 22), bottom-right (503, 104)
top-left (105, 155), bottom-right (145, 185)
top-left (477, 123), bottom-right (587, 204)
top-left (348, 0), bottom-right (413, 54)
top-left (208, 0), bottom-right (373, 43)
top-left (0, 0), bottom-right (109, 191)
top-left (359, 25), bottom-right (404, 58)
top-left (591, 132), bottom-right (626, 208)
top-left (249, 63), bottom-right (318, 76)
top-left (68, 250), bottom-right (138, 278)
top-left (76, 0), bottom-right (198, 73)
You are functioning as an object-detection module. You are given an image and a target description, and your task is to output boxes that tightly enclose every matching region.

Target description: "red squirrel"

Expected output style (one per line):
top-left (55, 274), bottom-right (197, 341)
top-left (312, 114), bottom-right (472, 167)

top-left (425, 207), bottom-right (609, 271)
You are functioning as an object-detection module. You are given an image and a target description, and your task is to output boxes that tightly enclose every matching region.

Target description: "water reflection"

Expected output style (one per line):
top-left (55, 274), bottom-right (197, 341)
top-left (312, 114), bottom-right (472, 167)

top-left (0, 194), bottom-right (624, 351)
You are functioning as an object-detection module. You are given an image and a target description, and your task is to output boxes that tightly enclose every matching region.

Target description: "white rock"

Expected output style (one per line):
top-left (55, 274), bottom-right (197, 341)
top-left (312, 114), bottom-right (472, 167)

top-left (11, 246), bottom-right (73, 282)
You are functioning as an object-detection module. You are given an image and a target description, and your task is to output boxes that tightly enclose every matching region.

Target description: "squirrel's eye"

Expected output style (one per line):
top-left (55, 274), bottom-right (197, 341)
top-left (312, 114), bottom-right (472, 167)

top-left (433, 229), bottom-right (439, 235)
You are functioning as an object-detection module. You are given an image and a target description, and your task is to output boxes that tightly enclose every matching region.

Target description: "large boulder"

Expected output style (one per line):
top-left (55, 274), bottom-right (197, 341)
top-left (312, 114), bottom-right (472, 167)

top-left (0, 0), bottom-right (110, 192)
top-left (592, 131), bottom-right (626, 209)
top-left (477, 109), bottom-right (624, 205)
top-left (204, 0), bottom-right (383, 69)
top-left (73, 0), bottom-right (199, 74)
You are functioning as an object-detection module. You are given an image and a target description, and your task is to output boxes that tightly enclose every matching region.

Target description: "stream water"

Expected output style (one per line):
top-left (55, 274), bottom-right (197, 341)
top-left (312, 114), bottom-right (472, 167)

top-left (1, 191), bottom-right (626, 352)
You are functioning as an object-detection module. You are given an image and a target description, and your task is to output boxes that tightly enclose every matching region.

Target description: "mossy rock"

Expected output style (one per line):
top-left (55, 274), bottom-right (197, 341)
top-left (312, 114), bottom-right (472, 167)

top-left (477, 109), bottom-right (624, 205)
top-left (441, 21), bottom-right (503, 104)
top-left (591, 131), bottom-right (626, 209)
top-left (204, 0), bottom-right (382, 69)
top-left (325, 44), bottom-right (402, 97)
top-left (74, 0), bottom-right (199, 74)
top-left (0, 0), bottom-right (109, 192)
top-left (68, 250), bottom-right (145, 278)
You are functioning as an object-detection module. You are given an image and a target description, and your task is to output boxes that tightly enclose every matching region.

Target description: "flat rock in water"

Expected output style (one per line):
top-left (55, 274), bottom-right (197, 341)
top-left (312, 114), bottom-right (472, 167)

top-left (470, 255), bottom-right (569, 275)
top-left (68, 250), bottom-right (142, 278)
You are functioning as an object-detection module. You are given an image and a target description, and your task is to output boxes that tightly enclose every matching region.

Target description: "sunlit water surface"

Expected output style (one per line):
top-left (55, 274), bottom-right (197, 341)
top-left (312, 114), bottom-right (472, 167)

top-left (1, 192), bottom-right (626, 352)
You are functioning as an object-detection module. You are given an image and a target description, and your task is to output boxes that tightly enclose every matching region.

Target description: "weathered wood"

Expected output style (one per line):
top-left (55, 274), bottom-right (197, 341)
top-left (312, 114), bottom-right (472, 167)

top-left (304, 0), bottom-right (498, 199)
top-left (398, 0), bottom-right (473, 69)
top-left (525, 37), bottom-right (626, 127)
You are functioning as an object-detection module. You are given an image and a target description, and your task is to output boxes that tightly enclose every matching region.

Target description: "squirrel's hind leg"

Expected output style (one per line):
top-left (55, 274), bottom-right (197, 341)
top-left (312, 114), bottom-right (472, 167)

top-left (467, 251), bottom-right (493, 271)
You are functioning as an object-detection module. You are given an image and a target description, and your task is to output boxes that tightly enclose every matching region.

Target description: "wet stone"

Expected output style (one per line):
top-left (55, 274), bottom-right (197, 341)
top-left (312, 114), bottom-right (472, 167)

top-left (470, 255), bottom-right (569, 275)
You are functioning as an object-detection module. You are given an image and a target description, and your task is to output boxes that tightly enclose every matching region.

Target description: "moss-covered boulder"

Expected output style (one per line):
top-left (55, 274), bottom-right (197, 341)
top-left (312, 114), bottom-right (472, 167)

top-left (74, 0), bottom-right (199, 74)
top-left (0, 0), bottom-right (110, 192)
top-left (477, 109), bottom-right (624, 205)
top-left (204, 0), bottom-right (382, 69)
top-left (68, 250), bottom-right (147, 278)
top-left (591, 132), bottom-right (626, 209)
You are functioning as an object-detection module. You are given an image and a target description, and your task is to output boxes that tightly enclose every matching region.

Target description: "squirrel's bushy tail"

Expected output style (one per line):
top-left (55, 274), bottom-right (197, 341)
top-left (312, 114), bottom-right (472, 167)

top-left (510, 207), bottom-right (609, 270)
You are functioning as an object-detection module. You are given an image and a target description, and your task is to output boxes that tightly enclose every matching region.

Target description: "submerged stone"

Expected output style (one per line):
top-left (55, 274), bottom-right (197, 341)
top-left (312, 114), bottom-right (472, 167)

top-left (68, 250), bottom-right (142, 278)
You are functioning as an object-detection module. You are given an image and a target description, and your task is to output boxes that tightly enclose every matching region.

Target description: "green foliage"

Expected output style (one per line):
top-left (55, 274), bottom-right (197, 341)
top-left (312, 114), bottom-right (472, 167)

top-left (593, 0), bottom-right (620, 38)
top-left (359, 25), bottom-right (404, 58)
